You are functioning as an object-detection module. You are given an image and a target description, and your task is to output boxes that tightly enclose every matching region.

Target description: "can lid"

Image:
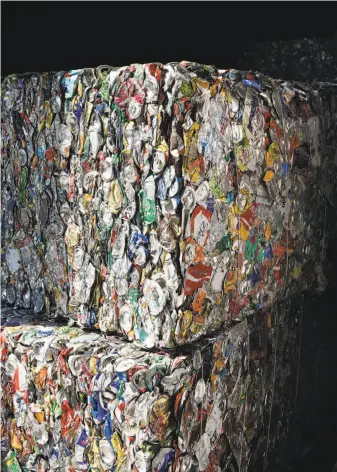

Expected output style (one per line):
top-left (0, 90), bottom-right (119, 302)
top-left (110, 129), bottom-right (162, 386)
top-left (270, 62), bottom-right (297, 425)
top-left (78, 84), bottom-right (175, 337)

top-left (114, 357), bottom-right (136, 373)
top-left (19, 148), bottom-right (27, 166)
top-left (195, 181), bottom-right (210, 206)
top-left (143, 280), bottom-right (166, 316)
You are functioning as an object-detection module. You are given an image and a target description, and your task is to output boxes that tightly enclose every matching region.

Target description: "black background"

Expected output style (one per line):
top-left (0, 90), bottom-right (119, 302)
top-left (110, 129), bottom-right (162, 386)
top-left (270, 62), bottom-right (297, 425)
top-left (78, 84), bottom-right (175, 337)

top-left (1, 2), bottom-right (337, 77)
top-left (2, 2), bottom-right (337, 471)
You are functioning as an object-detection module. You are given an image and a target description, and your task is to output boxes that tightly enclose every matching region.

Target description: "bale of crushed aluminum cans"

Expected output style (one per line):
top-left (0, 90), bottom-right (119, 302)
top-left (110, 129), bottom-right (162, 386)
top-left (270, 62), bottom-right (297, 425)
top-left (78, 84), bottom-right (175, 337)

top-left (1, 315), bottom-right (293, 472)
top-left (1, 62), bottom-right (335, 347)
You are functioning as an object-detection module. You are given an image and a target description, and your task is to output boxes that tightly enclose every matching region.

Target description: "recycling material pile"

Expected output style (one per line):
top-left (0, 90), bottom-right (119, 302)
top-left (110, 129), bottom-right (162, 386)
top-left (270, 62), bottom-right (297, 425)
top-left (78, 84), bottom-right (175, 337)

top-left (2, 62), bottom-right (335, 348)
top-left (1, 62), bottom-right (336, 471)
top-left (1, 310), bottom-right (297, 472)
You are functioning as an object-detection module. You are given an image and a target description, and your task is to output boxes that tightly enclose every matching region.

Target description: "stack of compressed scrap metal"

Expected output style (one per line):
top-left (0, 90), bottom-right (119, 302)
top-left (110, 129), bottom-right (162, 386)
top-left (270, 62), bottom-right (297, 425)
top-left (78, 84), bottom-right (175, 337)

top-left (1, 62), bottom-right (336, 471)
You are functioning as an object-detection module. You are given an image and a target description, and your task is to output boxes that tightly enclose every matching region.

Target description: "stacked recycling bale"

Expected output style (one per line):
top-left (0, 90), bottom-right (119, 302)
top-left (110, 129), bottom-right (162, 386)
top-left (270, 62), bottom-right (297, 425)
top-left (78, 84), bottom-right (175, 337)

top-left (1, 62), bottom-right (336, 471)
top-left (0, 319), bottom-right (267, 472)
top-left (1, 62), bottom-right (333, 339)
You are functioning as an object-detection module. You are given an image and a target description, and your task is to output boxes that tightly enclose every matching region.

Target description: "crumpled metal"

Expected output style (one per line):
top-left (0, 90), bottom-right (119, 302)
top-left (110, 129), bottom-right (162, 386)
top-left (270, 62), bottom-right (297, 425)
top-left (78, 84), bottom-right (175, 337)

top-left (1, 62), bottom-right (336, 349)
top-left (1, 317), bottom-right (279, 472)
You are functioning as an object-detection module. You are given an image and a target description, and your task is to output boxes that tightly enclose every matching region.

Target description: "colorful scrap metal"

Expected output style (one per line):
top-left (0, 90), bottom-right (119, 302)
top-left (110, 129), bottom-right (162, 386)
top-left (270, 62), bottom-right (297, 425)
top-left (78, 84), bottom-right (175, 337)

top-left (1, 62), bottom-right (334, 349)
top-left (0, 316), bottom-right (281, 472)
